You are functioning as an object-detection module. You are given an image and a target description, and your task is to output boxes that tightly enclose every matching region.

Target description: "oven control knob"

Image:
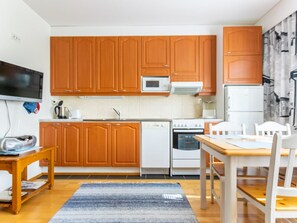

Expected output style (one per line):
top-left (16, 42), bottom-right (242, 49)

top-left (184, 124), bottom-right (188, 127)
top-left (195, 124), bottom-right (198, 127)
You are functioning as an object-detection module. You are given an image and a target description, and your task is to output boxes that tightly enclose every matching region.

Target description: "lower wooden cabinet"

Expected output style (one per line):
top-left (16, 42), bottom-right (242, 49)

top-left (61, 123), bottom-right (83, 166)
top-left (39, 122), bottom-right (62, 166)
top-left (111, 123), bottom-right (140, 167)
top-left (40, 122), bottom-right (140, 167)
top-left (83, 123), bottom-right (111, 166)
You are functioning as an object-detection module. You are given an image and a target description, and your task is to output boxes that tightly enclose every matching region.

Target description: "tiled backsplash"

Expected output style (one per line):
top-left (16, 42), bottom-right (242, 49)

top-left (57, 95), bottom-right (214, 119)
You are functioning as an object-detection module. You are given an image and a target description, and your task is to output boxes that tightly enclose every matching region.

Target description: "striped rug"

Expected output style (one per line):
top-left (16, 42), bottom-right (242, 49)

top-left (49, 183), bottom-right (198, 223)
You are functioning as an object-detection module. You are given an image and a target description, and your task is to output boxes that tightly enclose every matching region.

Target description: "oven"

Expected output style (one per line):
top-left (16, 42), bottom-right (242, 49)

top-left (172, 119), bottom-right (204, 174)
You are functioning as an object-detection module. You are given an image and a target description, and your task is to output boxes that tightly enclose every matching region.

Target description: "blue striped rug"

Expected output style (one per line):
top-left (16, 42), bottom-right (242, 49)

top-left (49, 183), bottom-right (198, 223)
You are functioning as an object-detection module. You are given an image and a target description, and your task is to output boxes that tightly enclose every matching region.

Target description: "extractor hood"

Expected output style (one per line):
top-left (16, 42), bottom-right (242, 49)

top-left (170, 82), bottom-right (203, 95)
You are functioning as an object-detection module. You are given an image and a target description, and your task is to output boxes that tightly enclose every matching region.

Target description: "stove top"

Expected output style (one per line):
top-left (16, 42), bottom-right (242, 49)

top-left (172, 119), bottom-right (204, 129)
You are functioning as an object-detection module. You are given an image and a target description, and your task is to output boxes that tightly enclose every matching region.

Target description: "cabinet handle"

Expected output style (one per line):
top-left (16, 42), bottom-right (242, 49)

top-left (122, 90), bottom-right (127, 92)
top-left (74, 90), bottom-right (81, 92)
top-left (163, 64), bottom-right (169, 67)
top-left (173, 73), bottom-right (177, 75)
top-left (64, 90), bottom-right (73, 92)
top-left (227, 51), bottom-right (231, 54)
top-left (113, 90), bottom-right (118, 92)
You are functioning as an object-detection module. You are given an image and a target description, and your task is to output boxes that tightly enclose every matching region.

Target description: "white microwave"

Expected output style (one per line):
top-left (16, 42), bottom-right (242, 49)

top-left (142, 76), bottom-right (170, 92)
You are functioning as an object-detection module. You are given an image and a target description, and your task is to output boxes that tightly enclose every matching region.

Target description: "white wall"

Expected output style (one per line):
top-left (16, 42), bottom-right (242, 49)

top-left (51, 25), bottom-right (225, 119)
top-left (0, 0), bottom-right (50, 191)
top-left (256, 0), bottom-right (297, 33)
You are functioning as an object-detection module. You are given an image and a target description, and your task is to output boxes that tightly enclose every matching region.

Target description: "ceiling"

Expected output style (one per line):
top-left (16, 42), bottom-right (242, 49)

top-left (23, 0), bottom-right (281, 27)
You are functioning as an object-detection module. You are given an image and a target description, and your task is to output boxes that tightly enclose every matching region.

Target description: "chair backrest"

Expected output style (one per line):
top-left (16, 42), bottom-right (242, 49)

top-left (209, 121), bottom-right (246, 135)
top-left (266, 133), bottom-right (297, 211)
top-left (255, 121), bottom-right (291, 136)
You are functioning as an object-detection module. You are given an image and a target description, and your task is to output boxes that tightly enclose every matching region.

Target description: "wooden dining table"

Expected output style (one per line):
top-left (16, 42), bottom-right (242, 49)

top-left (194, 135), bottom-right (295, 223)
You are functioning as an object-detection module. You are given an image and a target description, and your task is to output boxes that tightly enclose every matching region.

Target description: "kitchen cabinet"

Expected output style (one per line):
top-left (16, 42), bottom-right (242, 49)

top-left (61, 123), bottom-right (83, 166)
top-left (111, 123), bottom-right (140, 167)
top-left (223, 26), bottom-right (262, 84)
top-left (170, 36), bottom-right (200, 82)
top-left (141, 36), bottom-right (170, 76)
top-left (51, 37), bottom-right (95, 94)
top-left (224, 26), bottom-right (262, 55)
top-left (95, 37), bottom-right (119, 92)
top-left (73, 37), bottom-right (96, 93)
top-left (39, 122), bottom-right (62, 166)
top-left (119, 37), bottom-right (141, 93)
top-left (50, 37), bottom-right (73, 94)
top-left (199, 36), bottom-right (216, 95)
top-left (39, 122), bottom-right (139, 168)
top-left (83, 123), bottom-right (111, 166)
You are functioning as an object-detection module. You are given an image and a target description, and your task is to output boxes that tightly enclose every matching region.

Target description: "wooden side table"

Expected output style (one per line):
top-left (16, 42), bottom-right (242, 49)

top-left (0, 147), bottom-right (54, 214)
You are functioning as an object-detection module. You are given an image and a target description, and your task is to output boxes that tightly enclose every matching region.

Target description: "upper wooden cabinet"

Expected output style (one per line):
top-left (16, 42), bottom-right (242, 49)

top-left (51, 37), bottom-right (73, 94)
top-left (51, 35), bottom-right (216, 95)
top-left (171, 36), bottom-right (200, 82)
top-left (199, 36), bottom-right (216, 95)
top-left (51, 37), bottom-right (95, 94)
top-left (83, 123), bottom-right (111, 166)
top-left (119, 37), bottom-right (141, 93)
top-left (141, 37), bottom-right (170, 76)
top-left (39, 122), bottom-right (62, 166)
top-left (223, 26), bottom-right (262, 84)
top-left (73, 37), bottom-right (96, 93)
top-left (95, 37), bottom-right (118, 92)
top-left (224, 27), bottom-right (262, 55)
top-left (111, 123), bottom-right (140, 167)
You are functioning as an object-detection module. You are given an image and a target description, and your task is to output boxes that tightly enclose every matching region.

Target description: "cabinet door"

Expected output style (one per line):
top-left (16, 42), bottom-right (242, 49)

top-left (199, 36), bottom-right (216, 95)
top-left (50, 37), bottom-right (73, 94)
top-left (73, 37), bottom-right (96, 93)
top-left (83, 123), bottom-right (111, 166)
top-left (141, 36), bottom-right (170, 76)
top-left (111, 123), bottom-right (139, 167)
top-left (119, 37), bottom-right (141, 92)
top-left (224, 27), bottom-right (262, 55)
top-left (171, 36), bottom-right (199, 81)
top-left (224, 55), bottom-right (262, 84)
top-left (95, 37), bottom-right (119, 92)
top-left (61, 123), bottom-right (83, 166)
top-left (39, 122), bottom-right (62, 166)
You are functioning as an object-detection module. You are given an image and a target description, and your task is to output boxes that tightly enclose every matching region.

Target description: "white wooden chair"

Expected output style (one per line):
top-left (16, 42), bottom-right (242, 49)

top-left (209, 121), bottom-right (246, 206)
top-left (255, 121), bottom-right (292, 179)
top-left (237, 133), bottom-right (297, 223)
top-left (255, 121), bottom-right (291, 136)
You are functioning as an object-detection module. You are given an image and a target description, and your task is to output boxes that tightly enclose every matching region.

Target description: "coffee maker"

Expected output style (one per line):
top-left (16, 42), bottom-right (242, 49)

top-left (54, 101), bottom-right (64, 119)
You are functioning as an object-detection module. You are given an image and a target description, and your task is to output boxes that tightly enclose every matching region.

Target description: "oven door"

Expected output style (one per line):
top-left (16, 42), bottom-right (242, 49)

top-left (172, 129), bottom-right (204, 159)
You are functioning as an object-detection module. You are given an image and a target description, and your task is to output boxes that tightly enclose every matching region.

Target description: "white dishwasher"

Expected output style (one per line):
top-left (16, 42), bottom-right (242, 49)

top-left (141, 122), bottom-right (170, 172)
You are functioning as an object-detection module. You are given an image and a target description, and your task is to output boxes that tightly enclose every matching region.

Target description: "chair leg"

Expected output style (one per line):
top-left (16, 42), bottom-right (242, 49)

top-left (210, 155), bottom-right (214, 204)
top-left (265, 213), bottom-right (275, 223)
top-left (219, 179), bottom-right (225, 221)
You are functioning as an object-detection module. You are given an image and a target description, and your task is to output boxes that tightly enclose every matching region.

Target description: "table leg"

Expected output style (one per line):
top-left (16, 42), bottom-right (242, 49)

top-left (11, 161), bottom-right (22, 214)
top-left (48, 149), bottom-right (55, 189)
top-left (200, 144), bottom-right (207, 209)
top-left (21, 167), bottom-right (27, 181)
top-left (224, 157), bottom-right (237, 223)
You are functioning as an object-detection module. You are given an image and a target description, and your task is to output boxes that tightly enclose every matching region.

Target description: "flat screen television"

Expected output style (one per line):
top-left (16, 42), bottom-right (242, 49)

top-left (0, 61), bottom-right (43, 102)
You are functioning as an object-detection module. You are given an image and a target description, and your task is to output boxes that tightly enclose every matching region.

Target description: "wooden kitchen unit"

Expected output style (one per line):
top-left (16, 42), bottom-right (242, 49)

top-left (50, 35), bottom-right (217, 96)
top-left (40, 122), bottom-right (140, 168)
top-left (223, 26), bottom-right (262, 84)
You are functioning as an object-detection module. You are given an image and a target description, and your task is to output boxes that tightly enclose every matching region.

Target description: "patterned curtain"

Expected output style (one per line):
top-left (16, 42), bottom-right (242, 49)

top-left (263, 11), bottom-right (297, 129)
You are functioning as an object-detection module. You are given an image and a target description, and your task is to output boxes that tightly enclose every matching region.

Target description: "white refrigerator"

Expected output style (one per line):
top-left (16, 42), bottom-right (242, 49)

top-left (225, 86), bottom-right (264, 134)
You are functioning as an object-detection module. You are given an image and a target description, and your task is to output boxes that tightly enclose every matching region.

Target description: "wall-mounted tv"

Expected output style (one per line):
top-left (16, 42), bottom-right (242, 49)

top-left (0, 61), bottom-right (43, 102)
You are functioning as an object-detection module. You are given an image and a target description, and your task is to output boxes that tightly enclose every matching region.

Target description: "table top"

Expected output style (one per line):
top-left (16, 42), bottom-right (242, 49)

top-left (195, 135), bottom-right (290, 156)
top-left (0, 147), bottom-right (54, 161)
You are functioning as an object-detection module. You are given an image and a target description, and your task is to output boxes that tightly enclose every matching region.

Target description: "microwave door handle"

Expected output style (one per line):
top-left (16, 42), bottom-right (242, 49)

top-left (173, 129), bottom-right (204, 133)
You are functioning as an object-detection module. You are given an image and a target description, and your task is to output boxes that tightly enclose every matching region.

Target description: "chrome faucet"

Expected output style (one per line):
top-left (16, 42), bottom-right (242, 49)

top-left (113, 108), bottom-right (121, 120)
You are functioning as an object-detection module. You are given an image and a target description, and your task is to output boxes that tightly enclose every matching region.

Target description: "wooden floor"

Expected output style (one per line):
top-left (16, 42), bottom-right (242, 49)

top-left (0, 178), bottom-right (292, 223)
